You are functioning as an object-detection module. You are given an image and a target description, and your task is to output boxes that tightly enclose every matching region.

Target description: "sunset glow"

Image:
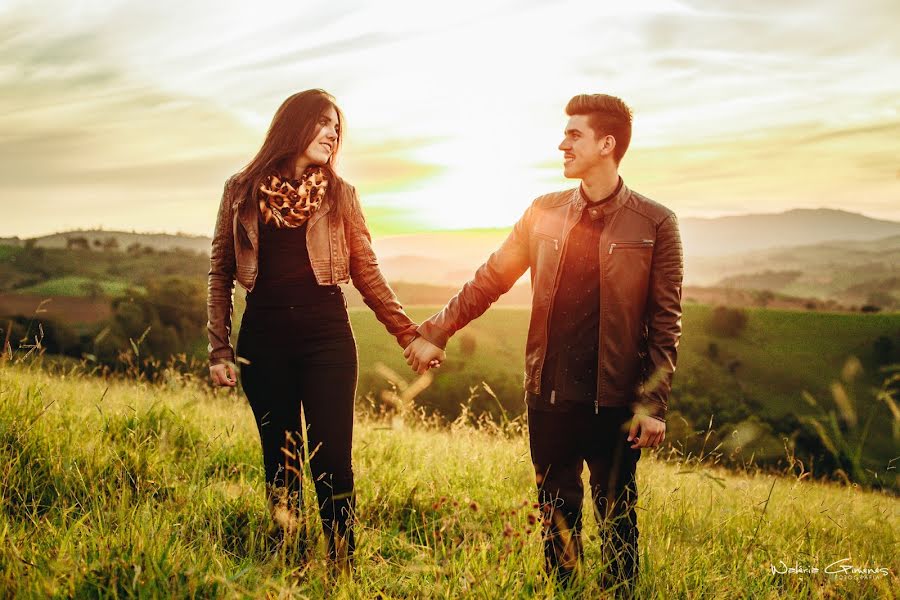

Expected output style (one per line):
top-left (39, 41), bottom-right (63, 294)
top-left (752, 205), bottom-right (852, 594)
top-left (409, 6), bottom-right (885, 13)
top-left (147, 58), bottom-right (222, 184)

top-left (2, 0), bottom-right (898, 237)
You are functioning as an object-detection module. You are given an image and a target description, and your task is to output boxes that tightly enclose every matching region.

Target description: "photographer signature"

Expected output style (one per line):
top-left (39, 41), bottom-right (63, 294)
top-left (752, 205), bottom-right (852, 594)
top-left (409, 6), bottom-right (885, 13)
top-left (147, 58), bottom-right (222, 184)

top-left (770, 558), bottom-right (890, 578)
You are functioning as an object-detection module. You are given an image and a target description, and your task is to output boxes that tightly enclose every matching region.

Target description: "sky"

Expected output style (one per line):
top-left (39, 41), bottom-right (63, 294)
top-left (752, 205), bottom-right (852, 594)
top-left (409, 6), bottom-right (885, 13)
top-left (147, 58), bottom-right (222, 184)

top-left (1, 0), bottom-right (898, 238)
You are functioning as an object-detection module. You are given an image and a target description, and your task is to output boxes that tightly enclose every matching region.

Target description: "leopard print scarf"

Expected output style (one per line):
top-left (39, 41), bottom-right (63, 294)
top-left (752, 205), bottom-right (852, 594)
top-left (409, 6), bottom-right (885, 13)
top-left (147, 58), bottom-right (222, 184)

top-left (258, 167), bottom-right (329, 228)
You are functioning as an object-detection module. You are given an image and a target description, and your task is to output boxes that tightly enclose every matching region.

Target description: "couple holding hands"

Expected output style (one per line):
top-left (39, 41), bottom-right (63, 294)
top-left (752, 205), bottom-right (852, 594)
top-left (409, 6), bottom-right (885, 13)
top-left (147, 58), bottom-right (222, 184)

top-left (207, 89), bottom-right (682, 591)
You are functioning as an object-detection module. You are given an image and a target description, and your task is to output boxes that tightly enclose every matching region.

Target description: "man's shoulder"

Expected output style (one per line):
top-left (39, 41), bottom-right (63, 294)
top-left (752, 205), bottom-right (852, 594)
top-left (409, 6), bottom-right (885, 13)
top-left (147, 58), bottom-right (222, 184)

top-left (622, 188), bottom-right (676, 225)
top-left (530, 188), bottom-right (578, 209)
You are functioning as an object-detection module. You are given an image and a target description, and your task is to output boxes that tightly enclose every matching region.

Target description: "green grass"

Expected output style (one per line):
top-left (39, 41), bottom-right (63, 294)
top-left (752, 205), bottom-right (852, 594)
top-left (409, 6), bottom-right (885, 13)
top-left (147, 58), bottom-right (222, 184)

top-left (341, 305), bottom-right (900, 475)
top-left (1, 362), bottom-right (896, 597)
top-left (0, 245), bottom-right (22, 261)
top-left (18, 276), bottom-right (137, 297)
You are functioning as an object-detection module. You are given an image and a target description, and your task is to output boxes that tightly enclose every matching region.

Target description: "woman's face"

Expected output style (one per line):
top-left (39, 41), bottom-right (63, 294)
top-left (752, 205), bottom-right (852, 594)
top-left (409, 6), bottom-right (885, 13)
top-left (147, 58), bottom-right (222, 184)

top-left (301, 105), bottom-right (340, 166)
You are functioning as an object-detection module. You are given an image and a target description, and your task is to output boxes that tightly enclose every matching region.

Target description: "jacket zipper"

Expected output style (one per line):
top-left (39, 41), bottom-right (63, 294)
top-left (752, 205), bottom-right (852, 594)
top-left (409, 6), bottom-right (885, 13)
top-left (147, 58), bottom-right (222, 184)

top-left (595, 214), bottom-right (626, 413)
top-left (539, 211), bottom-right (578, 400)
top-left (608, 239), bottom-right (654, 254)
top-left (594, 237), bottom-right (603, 415)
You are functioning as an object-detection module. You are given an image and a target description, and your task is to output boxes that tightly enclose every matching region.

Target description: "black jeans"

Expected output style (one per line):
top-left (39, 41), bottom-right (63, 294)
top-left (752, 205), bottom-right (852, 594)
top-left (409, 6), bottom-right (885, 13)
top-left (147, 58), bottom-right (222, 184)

top-left (528, 405), bottom-right (641, 589)
top-left (237, 288), bottom-right (358, 560)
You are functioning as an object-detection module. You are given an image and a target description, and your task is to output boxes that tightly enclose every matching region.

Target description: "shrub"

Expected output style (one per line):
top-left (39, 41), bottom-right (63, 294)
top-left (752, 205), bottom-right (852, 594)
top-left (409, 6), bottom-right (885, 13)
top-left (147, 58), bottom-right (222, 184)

top-left (708, 306), bottom-right (748, 338)
top-left (459, 334), bottom-right (477, 357)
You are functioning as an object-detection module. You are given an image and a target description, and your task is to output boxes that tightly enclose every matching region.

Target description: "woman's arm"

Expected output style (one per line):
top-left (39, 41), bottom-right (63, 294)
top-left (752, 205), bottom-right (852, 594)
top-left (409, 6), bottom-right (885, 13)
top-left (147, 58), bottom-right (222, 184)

top-left (343, 185), bottom-right (419, 348)
top-left (207, 177), bottom-right (238, 374)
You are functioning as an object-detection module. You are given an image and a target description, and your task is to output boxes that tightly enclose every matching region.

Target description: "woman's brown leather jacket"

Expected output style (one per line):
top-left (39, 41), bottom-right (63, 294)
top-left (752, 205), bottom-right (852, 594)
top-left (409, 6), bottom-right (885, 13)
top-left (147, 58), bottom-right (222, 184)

top-left (206, 175), bottom-right (418, 365)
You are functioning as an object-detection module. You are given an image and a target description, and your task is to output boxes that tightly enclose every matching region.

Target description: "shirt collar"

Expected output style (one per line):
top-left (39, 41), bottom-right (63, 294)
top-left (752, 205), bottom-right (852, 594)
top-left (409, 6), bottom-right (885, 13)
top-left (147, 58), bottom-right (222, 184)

top-left (574, 176), bottom-right (625, 221)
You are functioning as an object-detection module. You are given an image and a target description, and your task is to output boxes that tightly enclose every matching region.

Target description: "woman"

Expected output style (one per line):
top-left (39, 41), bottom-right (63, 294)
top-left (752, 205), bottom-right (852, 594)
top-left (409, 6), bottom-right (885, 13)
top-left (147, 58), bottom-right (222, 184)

top-left (206, 89), bottom-right (419, 568)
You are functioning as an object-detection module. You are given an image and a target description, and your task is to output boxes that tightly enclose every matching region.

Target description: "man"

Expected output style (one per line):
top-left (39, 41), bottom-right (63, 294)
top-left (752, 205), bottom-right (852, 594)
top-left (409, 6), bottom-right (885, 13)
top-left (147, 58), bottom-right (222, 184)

top-left (404, 94), bottom-right (683, 591)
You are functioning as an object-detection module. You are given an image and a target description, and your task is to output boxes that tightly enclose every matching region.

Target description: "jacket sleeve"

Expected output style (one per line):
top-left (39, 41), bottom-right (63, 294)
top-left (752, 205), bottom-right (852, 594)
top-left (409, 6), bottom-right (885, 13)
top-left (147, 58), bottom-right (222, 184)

top-left (417, 204), bottom-right (533, 349)
top-left (344, 186), bottom-right (419, 348)
top-left (637, 213), bottom-right (684, 421)
top-left (206, 177), bottom-right (237, 365)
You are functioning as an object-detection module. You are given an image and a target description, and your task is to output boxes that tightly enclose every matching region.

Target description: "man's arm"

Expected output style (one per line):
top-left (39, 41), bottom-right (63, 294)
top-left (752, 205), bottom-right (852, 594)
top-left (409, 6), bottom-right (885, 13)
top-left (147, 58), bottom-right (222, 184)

top-left (636, 213), bottom-right (684, 422)
top-left (415, 203), bottom-right (535, 350)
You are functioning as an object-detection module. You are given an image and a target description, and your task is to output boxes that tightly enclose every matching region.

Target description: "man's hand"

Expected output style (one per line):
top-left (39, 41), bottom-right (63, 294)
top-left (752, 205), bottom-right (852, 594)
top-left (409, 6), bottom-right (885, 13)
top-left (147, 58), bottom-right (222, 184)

top-left (403, 337), bottom-right (445, 375)
top-left (210, 362), bottom-right (237, 387)
top-left (627, 414), bottom-right (666, 449)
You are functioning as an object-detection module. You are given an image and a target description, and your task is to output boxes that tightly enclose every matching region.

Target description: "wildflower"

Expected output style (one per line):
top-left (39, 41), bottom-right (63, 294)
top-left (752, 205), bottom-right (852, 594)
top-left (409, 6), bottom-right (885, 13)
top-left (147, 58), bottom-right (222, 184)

top-left (469, 501), bottom-right (479, 512)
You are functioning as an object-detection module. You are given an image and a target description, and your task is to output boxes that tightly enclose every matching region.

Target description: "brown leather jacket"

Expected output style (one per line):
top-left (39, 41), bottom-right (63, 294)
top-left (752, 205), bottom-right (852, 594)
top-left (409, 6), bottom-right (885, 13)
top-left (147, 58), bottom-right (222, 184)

top-left (207, 175), bottom-right (418, 365)
top-left (417, 182), bottom-right (683, 421)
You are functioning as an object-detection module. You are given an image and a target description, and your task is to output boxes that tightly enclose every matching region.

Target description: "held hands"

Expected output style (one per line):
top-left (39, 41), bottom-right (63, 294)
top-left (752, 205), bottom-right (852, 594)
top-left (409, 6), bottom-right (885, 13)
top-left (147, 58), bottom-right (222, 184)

top-left (403, 336), bottom-right (445, 375)
top-left (209, 362), bottom-right (237, 387)
top-left (627, 413), bottom-right (666, 449)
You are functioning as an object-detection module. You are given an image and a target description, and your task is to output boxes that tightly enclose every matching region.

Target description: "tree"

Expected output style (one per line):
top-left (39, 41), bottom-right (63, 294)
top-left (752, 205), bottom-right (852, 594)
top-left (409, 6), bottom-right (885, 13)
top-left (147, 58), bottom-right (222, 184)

top-left (103, 276), bottom-right (206, 363)
top-left (753, 289), bottom-right (775, 308)
top-left (459, 333), bottom-right (477, 357)
top-left (708, 306), bottom-right (748, 338)
top-left (866, 291), bottom-right (895, 311)
top-left (66, 236), bottom-right (90, 250)
top-left (873, 336), bottom-right (895, 366)
top-left (81, 279), bottom-right (104, 299)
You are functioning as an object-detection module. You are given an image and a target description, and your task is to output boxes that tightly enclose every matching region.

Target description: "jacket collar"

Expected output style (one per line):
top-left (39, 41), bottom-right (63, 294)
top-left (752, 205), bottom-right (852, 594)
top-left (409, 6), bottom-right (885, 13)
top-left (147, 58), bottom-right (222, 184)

top-left (572, 178), bottom-right (630, 215)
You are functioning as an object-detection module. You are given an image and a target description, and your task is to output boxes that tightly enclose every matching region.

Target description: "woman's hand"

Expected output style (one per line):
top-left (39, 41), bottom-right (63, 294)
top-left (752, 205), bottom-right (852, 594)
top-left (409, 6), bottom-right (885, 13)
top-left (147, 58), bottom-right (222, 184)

top-left (210, 362), bottom-right (238, 387)
top-left (404, 337), bottom-right (446, 375)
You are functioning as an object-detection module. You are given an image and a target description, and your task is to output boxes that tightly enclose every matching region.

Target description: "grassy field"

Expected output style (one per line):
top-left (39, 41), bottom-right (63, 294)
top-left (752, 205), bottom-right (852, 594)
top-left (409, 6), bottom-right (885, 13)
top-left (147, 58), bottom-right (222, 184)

top-left (342, 305), bottom-right (900, 478)
top-left (1, 361), bottom-right (896, 598)
top-left (18, 276), bottom-right (137, 298)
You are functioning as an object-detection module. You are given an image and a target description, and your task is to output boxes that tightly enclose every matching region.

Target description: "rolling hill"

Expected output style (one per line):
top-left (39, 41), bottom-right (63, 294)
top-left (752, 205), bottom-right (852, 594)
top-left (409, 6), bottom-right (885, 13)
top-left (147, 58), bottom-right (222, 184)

top-left (3, 209), bottom-right (899, 307)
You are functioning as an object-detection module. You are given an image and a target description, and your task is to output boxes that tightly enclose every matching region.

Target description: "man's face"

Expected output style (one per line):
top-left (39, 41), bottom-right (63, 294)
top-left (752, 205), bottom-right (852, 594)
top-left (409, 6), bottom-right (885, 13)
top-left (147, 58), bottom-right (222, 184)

top-left (558, 115), bottom-right (613, 179)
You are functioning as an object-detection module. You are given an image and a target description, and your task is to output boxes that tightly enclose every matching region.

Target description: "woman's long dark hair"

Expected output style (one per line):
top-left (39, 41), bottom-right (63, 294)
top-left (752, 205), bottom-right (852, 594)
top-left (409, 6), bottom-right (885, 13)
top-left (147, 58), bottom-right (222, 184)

top-left (236, 89), bottom-right (347, 220)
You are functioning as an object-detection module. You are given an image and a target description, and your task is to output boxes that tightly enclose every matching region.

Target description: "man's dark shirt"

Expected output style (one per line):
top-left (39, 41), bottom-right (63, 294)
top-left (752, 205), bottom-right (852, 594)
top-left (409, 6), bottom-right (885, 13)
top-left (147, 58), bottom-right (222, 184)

top-left (536, 177), bottom-right (623, 409)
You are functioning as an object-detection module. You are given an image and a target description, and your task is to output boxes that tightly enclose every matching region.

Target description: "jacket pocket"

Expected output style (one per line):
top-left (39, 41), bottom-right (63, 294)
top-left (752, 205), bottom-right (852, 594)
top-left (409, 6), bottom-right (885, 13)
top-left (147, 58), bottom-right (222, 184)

top-left (533, 231), bottom-right (560, 251)
top-left (608, 239), bottom-right (654, 254)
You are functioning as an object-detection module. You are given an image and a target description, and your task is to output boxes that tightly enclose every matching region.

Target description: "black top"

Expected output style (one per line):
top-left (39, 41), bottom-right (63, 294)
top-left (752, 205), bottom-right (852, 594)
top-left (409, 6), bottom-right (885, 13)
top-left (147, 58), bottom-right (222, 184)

top-left (246, 217), bottom-right (338, 307)
top-left (537, 177), bottom-right (622, 408)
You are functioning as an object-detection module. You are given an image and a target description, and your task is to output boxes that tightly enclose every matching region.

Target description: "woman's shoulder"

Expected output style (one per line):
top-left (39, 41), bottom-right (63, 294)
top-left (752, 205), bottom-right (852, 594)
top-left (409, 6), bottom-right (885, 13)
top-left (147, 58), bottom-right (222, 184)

top-left (225, 171), bottom-right (245, 190)
top-left (332, 173), bottom-right (354, 191)
top-left (330, 175), bottom-right (358, 204)
top-left (223, 172), bottom-right (253, 207)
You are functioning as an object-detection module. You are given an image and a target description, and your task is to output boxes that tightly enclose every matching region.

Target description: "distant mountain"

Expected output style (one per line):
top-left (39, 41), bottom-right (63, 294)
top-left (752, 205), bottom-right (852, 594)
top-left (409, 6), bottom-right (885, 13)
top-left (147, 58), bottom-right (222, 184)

top-left (691, 234), bottom-right (900, 308)
top-left (4, 209), bottom-right (899, 302)
top-left (679, 208), bottom-right (900, 257)
top-left (18, 230), bottom-right (211, 254)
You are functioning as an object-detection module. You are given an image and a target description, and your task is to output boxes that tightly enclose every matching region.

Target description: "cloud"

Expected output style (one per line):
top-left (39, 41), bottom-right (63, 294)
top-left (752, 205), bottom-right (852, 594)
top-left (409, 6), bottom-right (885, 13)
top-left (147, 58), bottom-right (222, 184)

top-left (0, 0), bottom-right (897, 237)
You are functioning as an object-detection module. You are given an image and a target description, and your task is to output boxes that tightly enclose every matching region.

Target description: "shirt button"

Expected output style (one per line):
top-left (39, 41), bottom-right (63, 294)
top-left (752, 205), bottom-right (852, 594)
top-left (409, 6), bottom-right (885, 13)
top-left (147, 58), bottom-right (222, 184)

top-left (590, 209), bottom-right (598, 217)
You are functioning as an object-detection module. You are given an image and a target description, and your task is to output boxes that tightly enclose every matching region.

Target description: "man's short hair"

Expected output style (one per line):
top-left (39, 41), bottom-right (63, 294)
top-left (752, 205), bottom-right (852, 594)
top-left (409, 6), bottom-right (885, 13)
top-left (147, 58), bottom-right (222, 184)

top-left (565, 94), bottom-right (633, 163)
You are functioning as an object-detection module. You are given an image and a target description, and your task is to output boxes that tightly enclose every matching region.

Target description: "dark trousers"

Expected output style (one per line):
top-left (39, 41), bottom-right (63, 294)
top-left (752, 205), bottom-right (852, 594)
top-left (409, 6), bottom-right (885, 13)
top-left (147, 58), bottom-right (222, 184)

top-left (237, 289), bottom-right (358, 561)
top-left (528, 405), bottom-right (641, 589)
